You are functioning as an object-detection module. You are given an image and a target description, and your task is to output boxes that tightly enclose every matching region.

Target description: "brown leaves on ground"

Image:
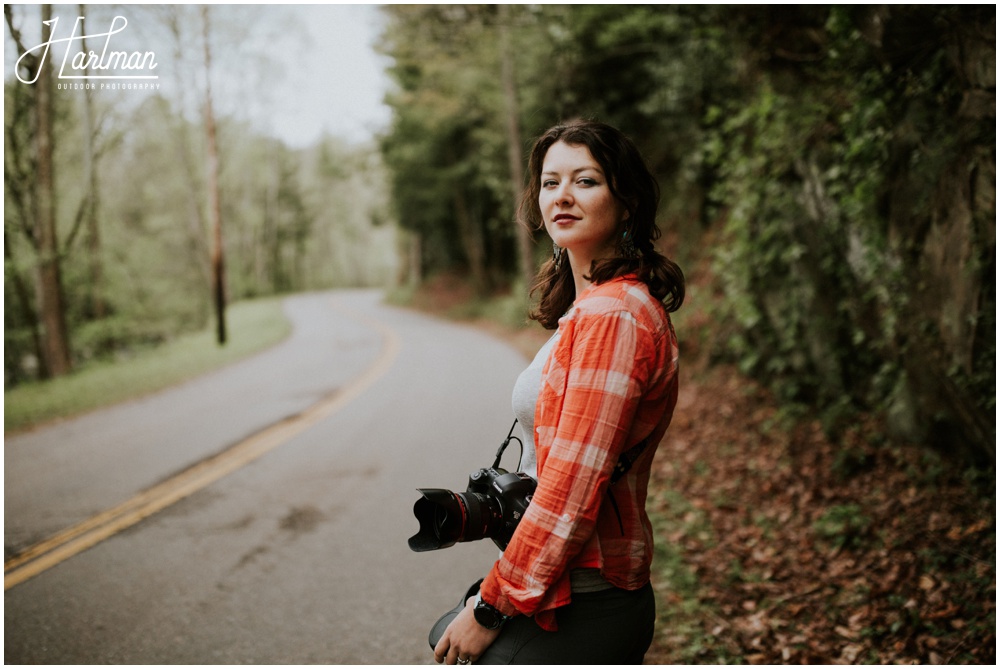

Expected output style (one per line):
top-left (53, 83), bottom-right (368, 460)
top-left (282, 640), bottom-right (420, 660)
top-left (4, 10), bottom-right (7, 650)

top-left (644, 365), bottom-right (995, 664)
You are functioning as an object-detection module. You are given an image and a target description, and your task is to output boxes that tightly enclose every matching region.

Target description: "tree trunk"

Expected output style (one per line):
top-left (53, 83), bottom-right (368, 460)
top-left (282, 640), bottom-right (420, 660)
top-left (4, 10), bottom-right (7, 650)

top-left (80, 4), bottom-right (105, 319)
top-left (35, 4), bottom-right (72, 377)
top-left (163, 7), bottom-right (211, 308)
top-left (407, 232), bottom-right (422, 288)
top-left (202, 6), bottom-right (226, 345)
top-left (453, 187), bottom-right (487, 295)
top-left (4, 6), bottom-right (47, 379)
top-left (4, 230), bottom-right (44, 383)
top-left (498, 4), bottom-right (535, 289)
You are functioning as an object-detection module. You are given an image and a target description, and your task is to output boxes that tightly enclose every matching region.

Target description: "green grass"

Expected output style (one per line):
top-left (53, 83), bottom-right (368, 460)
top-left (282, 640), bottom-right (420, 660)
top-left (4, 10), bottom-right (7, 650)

top-left (4, 297), bottom-right (292, 433)
top-left (647, 489), bottom-right (743, 664)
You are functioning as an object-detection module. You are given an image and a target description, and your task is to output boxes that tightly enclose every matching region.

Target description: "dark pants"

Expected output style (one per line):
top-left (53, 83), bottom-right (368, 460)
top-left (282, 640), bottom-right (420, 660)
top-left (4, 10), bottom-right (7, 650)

top-left (476, 582), bottom-right (655, 665)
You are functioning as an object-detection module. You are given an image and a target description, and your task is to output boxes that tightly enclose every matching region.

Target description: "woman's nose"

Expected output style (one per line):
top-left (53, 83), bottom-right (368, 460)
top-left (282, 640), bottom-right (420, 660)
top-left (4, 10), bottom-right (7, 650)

top-left (554, 182), bottom-right (573, 205)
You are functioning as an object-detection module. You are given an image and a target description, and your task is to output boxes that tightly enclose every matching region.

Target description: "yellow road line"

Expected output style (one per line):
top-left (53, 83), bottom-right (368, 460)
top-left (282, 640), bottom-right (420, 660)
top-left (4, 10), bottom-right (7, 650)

top-left (4, 299), bottom-right (401, 590)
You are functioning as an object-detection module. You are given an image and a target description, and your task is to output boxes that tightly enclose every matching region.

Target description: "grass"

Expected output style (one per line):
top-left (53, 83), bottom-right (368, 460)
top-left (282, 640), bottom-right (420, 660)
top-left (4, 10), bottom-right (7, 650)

top-left (4, 296), bottom-right (292, 433)
top-left (645, 488), bottom-right (743, 664)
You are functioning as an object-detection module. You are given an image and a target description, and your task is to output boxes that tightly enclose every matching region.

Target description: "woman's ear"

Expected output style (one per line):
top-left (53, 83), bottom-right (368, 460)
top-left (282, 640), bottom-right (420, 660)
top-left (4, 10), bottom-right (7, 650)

top-left (625, 196), bottom-right (639, 220)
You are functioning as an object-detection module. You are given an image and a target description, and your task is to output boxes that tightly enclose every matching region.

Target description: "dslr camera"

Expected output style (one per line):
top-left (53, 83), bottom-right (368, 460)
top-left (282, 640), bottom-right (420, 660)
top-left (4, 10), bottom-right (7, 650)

top-left (408, 422), bottom-right (536, 552)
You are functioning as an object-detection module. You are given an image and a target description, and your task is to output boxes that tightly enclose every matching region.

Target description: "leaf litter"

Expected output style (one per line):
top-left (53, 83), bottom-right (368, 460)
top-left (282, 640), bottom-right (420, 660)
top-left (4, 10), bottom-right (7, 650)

top-left (644, 363), bottom-right (995, 664)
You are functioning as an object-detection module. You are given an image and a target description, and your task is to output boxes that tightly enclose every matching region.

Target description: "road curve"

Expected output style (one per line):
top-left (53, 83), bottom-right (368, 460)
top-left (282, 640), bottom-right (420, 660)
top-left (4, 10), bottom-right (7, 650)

top-left (4, 290), bottom-right (530, 664)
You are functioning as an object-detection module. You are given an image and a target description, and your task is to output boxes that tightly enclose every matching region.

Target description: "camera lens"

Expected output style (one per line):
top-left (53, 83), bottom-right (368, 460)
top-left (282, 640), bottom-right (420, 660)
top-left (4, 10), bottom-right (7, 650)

top-left (409, 489), bottom-right (464, 551)
top-left (408, 488), bottom-right (503, 552)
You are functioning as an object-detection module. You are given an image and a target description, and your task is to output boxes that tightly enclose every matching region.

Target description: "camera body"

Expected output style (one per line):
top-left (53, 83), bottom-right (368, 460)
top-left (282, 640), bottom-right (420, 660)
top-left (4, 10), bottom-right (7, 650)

top-left (467, 467), bottom-right (536, 548)
top-left (408, 466), bottom-right (536, 552)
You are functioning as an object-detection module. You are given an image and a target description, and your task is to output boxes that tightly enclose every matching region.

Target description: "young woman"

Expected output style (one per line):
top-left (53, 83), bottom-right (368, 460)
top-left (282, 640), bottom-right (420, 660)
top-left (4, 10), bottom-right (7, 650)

top-left (434, 120), bottom-right (684, 665)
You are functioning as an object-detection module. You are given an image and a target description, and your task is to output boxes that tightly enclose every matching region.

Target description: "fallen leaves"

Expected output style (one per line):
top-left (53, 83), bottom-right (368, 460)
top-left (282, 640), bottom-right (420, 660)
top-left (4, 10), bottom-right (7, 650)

top-left (644, 364), bottom-right (996, 665)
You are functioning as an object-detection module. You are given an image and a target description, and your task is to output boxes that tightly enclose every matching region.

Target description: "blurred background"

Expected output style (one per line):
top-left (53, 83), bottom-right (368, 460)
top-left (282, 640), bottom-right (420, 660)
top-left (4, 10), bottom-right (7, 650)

top-left (6, 3), bottom-right (993, 459)
top-left (5, 4), bottom-right (995, 663)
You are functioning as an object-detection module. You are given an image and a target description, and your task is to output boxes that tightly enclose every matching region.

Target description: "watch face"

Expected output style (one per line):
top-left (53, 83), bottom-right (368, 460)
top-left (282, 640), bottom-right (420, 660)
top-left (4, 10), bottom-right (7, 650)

top-left (474, 604), bottom-right (502, 629)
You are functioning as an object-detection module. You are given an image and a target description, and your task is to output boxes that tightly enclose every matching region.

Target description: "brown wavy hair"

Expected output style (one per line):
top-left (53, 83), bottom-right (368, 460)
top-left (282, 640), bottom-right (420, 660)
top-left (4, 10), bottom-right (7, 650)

top-left (521, 120), bottom-right (685, 329)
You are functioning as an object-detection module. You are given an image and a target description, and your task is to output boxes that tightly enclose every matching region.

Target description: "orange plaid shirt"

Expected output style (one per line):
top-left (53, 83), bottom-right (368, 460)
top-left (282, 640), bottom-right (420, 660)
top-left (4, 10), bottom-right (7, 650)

top-left (480, 275), bottom-right (679, 631)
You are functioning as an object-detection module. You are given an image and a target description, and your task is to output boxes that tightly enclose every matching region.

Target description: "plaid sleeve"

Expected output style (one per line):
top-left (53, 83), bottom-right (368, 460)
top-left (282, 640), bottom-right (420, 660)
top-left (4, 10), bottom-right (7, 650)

top-left (480, 306), bottom-right (651, 624)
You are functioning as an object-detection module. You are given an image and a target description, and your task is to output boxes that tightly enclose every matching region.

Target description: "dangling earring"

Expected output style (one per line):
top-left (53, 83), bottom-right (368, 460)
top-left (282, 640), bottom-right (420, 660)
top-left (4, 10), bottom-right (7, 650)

top-left (620, 228), bottom-right (639, 259)
top-left (552, 242), bottom-right (564, 270)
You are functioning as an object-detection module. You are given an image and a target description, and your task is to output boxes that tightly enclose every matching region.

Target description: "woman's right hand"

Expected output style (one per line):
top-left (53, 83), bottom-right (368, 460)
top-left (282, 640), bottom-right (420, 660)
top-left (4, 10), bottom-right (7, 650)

top-left (433, 595), bottom-right (501, 665)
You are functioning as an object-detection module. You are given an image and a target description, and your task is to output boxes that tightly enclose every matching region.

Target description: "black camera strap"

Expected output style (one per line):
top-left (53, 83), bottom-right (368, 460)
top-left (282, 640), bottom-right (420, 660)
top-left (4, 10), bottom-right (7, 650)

top-left (492, 420), bottom-right (524, 470)
top-left (607, 436), bottom-right (650, 536)
top-left (610, 437), bottom-right (649, 485)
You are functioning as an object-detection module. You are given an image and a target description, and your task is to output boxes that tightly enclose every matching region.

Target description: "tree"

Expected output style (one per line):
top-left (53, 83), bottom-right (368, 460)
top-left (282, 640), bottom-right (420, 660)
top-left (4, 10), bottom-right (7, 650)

top-left (201, 6), bottom-right (227, 345)
top-left (379, 5), bottom-right (533, 295)
top-left (78, 5), bottom-right (105, 321)
top-left (5, 4), bottom-right (73, 378)
top-left (497, 4), bottom-right (533, 289)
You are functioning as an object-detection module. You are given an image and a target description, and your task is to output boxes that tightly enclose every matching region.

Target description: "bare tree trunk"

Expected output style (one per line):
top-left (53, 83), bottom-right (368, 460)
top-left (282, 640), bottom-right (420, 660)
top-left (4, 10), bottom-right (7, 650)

top-left (161, 7), bottom-right (211, 316)
top-left (35, 4), bottom-right (72, 377)
top-left (202, 6), bottom-right (226, 345)
top-left (4, 230), bottom-right (44, 383)
top-left (80, 4), bottom-right (105, 319)
top-left (498, 4), bottom-right (535, 289)
top-left (408, 232), bottom-right (422, 288)
top-left (4, 6), bottom-right (48, 379)
top-left (453, 187), bottom-right (487, 295)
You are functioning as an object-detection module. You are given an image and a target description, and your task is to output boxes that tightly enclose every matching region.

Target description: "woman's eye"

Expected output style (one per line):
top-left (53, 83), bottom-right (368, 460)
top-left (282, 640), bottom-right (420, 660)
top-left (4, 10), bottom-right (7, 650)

top-left (577, 177), bottom-right (599, 186)
top-left (542, 179), bottom-right (557, 188)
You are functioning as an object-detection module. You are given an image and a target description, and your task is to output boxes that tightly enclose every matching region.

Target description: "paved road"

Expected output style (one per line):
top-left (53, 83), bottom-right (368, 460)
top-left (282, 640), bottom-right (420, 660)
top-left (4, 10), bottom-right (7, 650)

top-left (4, 290), bottom-right (530, 664)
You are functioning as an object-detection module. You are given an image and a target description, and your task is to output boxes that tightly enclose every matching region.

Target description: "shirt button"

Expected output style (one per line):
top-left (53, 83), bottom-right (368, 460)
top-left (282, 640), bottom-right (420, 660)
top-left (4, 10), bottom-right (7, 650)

top-left (561, 513), bottom-right (572, 523)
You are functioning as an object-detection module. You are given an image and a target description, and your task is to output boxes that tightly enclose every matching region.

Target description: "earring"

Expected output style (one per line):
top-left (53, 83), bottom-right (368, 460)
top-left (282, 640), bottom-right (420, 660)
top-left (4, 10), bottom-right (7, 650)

top-left (552, 242), bottom-right (563, 270)
top-left (620, 228), bottom-right (639, 259)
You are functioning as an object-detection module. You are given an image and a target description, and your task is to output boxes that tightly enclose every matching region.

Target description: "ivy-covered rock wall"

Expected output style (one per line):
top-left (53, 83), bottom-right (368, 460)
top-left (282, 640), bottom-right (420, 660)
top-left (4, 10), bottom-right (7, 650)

top-left (706, 6), bottom-right (994, 462)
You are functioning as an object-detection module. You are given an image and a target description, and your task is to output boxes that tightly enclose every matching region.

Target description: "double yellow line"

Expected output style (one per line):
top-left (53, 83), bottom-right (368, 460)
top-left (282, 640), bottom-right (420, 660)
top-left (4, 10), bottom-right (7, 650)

top-left (4, 301), bottom-right (401, 590)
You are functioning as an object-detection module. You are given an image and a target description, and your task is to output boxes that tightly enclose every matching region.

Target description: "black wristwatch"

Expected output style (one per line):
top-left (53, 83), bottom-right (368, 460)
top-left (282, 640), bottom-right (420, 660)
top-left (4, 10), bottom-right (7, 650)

top-left (473, 594), bottom-right (510, 630)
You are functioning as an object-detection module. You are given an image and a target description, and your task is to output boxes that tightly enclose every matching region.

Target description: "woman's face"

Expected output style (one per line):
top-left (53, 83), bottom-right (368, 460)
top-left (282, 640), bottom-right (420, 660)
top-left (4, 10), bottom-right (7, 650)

top-left (539, 141), bottom-right (627, 263)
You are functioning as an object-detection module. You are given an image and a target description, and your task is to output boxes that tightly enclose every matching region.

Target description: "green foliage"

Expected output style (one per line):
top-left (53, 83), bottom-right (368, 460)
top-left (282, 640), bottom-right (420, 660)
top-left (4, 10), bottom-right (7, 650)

top-left (700, 6), bottom-right (993, 457)
top-left (649, 488), bottom-right (741, 664)
top-left (377, 5), bottom-right (528, 291)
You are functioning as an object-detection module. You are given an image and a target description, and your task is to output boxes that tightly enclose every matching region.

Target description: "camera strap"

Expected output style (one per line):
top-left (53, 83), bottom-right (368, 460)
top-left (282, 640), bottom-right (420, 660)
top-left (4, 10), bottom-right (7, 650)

top-left (607, 436), bottom-right (650, 536)
top-left (492, 419), bottom-right (524, 470)
top-left (610, 436), bottom-right (649, 485)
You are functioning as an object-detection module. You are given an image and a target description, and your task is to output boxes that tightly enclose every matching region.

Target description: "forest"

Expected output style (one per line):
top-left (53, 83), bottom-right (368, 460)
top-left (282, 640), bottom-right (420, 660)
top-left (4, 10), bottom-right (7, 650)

top-left (377, 4), bottom-right (995, 468)
top-left (7, 5), bottom-right (993, 464)
top-left (4, 4), bottom-right (995, 661)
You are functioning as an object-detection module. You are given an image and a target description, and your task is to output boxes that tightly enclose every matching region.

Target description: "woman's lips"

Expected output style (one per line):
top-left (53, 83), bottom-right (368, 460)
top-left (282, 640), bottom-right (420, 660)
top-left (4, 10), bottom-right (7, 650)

top-left (553, 214), bottom-right (579, 225)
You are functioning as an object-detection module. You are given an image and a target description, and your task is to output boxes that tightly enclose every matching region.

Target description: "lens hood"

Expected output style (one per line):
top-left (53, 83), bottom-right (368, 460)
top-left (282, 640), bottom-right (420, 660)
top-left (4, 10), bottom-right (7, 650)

top-left (408, 489), bottom-right (467, 552)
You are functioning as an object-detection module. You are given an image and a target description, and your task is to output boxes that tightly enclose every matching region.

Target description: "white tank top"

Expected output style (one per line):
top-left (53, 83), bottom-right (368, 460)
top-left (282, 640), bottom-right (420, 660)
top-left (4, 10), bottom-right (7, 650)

top-left (510, 332), bottom-right (559, 479)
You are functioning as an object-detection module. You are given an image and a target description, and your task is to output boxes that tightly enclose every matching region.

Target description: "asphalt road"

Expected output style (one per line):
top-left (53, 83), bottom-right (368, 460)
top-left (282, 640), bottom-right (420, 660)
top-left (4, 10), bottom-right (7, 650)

top-left (4, 290), bottom-right (530, 664)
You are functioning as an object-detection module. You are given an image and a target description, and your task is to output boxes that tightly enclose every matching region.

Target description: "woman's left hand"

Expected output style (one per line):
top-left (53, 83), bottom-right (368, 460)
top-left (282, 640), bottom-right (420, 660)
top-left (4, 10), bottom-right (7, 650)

top-left (433, 595), bottom-right (502, 665)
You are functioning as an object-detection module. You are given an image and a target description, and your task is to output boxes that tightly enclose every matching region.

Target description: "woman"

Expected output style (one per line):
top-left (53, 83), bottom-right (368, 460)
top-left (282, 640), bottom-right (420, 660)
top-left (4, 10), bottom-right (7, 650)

top-left (435, 120), bottom-right (684, 665)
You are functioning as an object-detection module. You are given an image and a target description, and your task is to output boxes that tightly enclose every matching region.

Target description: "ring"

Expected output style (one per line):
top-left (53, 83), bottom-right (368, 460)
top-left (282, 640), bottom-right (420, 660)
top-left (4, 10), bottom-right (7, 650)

top-left (457, 658), bottom-right (471, 665)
